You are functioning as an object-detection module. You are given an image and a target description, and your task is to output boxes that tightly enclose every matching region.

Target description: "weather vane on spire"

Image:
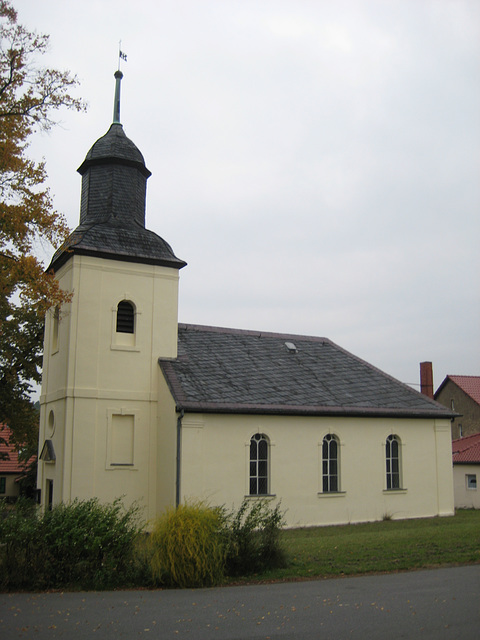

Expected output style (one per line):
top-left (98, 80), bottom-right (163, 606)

top-left (118, 40), bottom-right (127, 71)
top-left (113, 41), bottom-right (127, 124)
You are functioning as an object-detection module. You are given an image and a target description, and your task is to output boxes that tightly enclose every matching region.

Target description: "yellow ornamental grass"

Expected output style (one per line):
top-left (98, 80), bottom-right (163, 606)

top-left (149, 501), bottom-right (226, 588)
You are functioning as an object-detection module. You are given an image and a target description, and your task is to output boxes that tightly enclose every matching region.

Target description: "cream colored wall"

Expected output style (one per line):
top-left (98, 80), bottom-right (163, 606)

top-left (0, 475), bottom-right (20, 499)
top-left (38, 255), bottom-right (180, 521)
top-left (179, 413), bottom-right (454, 527)
top-left (156, 376), bottom-right (179, 516)
top-left (453, 464), bottom-right (480, 509)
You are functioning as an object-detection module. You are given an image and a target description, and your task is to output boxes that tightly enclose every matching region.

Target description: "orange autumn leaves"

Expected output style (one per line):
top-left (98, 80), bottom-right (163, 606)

top-left (0, 1), bottom-right (85, 442)
top-left (0, 0), bottom-right (85, 319)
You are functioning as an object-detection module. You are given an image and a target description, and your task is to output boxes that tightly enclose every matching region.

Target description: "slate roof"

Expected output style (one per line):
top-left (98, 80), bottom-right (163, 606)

top-left (435, 375), bottom-right (480, 407)
top-left (78, 122), bottom-right (149, 173)
top-left (159, 324), bottom-right (456, 418)
top-left (49, 123), bottom-right (186, 272)
top-left (452, 433), bottom-right (480, 464)
top-left (50, 221), bottom-right (185, 270)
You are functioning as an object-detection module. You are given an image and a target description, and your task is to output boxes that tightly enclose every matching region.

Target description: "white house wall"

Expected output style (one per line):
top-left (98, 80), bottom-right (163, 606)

top-left (453, 464), bottom-right (480, 509)
top-left (178, 412), bottom-right (454, 527)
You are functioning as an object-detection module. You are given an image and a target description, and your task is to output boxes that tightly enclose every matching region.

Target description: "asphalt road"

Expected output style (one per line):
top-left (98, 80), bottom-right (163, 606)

top-left (1, 565), bottom-right (479, 639)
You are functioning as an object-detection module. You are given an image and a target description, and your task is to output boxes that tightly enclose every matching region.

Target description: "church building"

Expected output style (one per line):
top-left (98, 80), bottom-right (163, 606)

top-left (37, 71), bottom-right (455, 527)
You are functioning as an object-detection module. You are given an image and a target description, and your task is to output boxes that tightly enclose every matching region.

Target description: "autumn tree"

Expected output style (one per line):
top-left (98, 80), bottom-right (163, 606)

top-left (0, 0), bottom-right (85, 457)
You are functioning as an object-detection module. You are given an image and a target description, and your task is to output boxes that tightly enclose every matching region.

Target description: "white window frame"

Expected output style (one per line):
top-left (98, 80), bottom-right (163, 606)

top-left (386, 434), bottom-right (402, 490)
top-left (248, 433), bottom-right (270, 496)
top-left (466, 474), bottom-right (477, 490)
top-left (322, 433), bottom-right (340, 493)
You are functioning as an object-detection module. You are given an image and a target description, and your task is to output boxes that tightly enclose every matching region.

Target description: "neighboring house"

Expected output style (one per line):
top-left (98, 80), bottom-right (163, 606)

top-left (435, 376), bottom-right (480, 439)
top-left (0, 426), bottom-right (32, 502)
top-left (452, 434), bottom-right (480, 509)
top-left (37, 70), bottom-right (456, 527)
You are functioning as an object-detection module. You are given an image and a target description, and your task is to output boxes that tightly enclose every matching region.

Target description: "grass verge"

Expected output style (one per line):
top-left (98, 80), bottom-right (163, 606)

top-left (225, 509), bottom-right (480, 584)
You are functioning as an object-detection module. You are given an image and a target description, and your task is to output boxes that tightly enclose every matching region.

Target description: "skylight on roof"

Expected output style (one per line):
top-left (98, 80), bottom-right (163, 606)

top-left (284, 341), bottom-right (297, 353)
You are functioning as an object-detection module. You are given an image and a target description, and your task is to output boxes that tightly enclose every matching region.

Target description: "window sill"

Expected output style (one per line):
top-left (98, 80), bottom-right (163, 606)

top-left (245, 494), bottom-right (276, 500)
top-left (383, 488), bottom-right (407, 494)
top-left (110, 345), bottom-right (140, 352)
top-left (108, 463), bottom-right (136, 470)
top-left (317, 491), bottom-right (346, 498)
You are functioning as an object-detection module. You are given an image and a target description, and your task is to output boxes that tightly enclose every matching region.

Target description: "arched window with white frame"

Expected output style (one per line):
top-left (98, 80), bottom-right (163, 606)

top-left (386, 434), bottom-right (402, 490)
top-left (249, 433), bottom-right (269, 495)
top-left (322, 434), bottom-right (339, 492)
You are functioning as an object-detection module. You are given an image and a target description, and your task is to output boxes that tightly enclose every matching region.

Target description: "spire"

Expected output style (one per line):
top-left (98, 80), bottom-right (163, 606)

top-left (47, 54), bottom-right (186, 273)
top-left (113, 70), bottom-right (123, 124)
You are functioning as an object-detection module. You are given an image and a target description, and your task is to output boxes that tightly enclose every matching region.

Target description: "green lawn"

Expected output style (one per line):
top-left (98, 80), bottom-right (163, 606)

top-left (227, 509), bottom-right (480, 584)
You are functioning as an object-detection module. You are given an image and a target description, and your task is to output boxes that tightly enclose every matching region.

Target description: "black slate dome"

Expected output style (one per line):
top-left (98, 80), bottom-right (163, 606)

top-left (49, 72), bottom-right (186, 272)
top-left (79, 122), bottom-right (149, 172)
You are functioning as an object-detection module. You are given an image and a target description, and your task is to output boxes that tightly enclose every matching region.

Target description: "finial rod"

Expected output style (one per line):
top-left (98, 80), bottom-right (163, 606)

top-left (113, 70), bottom-right (123, 124)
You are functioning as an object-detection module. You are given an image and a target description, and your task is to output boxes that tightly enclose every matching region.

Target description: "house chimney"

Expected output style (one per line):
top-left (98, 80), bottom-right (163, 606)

top-left (420, 361), bottom-right (434, 399)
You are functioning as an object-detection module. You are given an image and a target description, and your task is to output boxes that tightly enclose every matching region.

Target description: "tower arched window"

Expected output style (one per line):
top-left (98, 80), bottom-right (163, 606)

top-left (386, 434), bottom-right (401, 490)
top-left (250, 433), bottom-right (269, 495)
top-left (322, 434), bottom-right (339, 492)
top-left (116, 300), bottom-right (135, 334)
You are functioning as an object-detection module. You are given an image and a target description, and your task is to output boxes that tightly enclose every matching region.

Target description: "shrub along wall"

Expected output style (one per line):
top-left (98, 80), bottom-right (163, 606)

top-left (0, 498), bottom-right (145, 590)
top-left (0, 497), bottom-right (286, 591)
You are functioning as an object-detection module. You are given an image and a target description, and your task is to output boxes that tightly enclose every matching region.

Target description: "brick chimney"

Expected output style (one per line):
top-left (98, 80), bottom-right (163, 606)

top-left (420, 361), bottom-right (434, 399)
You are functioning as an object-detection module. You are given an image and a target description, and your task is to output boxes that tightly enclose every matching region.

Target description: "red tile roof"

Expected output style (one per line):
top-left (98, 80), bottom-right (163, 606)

top-left (441, 375), bottom-right (480, 406)
top-left (452, 433), bottom-right (480, 464)
top-left (0, 425), bottom-right (31, 474)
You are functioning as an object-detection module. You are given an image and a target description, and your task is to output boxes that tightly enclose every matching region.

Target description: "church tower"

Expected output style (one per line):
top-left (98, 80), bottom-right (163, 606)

top-left (37, 70), bottom-right (186, 517)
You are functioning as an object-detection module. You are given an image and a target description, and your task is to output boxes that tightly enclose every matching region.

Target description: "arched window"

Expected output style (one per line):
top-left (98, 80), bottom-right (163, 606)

top-left (116, 300), bottom-right (135, 334)
top-left (250, 433), bottom-right (269, 495)
top-left (386, 434), bottom-right (401, 489)
top-left (322, 434), bottom-right (339, 492)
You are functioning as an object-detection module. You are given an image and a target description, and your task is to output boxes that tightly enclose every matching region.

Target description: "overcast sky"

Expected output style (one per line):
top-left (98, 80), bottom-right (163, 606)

top-left (18, 0), bottom-right (479, 391)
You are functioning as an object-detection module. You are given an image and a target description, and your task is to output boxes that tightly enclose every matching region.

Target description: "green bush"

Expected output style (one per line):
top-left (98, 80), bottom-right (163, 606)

top-left (0, 497), bottom-right (287, 590)
top-left (0, 498), bottom-right (45, 590)
top-left (0, 497), bottom-right (143, 590)
top-left (149, 501), bottom-right (225, 588)
top-left (223, 499), bottom-right (286, 576)
top-left (41, 498), bottom-right (144, 589)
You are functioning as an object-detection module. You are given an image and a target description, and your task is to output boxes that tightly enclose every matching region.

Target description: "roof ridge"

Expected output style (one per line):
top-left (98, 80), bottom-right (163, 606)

top-left (178, 323), bottom-right (330, 342)
top-left (452, 432), bottom-right (480, 444)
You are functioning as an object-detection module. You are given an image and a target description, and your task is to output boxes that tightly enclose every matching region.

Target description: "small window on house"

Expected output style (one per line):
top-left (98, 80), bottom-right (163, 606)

top-left (0, 477), bottom-right (6, 494)
top-left (250, 433), bottom-right (269, 495)
top-left (116, 301), bottom-right (135, 334)
top-left (386, 434), bottom-right (401, 490)
top-left (322, 434), bottom-right (339, 492)
top-left (466, 474), bottom-right (477, 490)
